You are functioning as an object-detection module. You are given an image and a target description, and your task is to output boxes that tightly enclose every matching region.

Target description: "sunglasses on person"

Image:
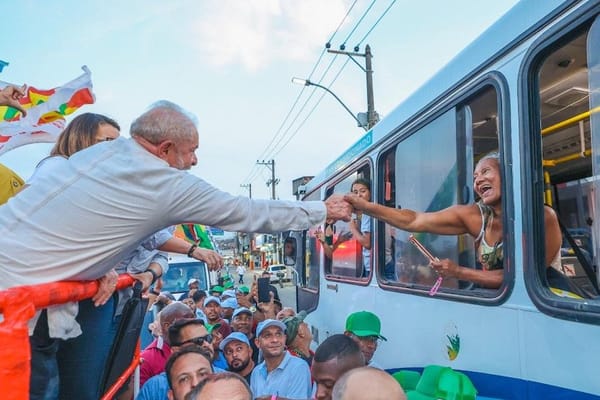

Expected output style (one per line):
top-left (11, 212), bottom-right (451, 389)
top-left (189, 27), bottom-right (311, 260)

top-left (174, 334), bottom-right (213, 347)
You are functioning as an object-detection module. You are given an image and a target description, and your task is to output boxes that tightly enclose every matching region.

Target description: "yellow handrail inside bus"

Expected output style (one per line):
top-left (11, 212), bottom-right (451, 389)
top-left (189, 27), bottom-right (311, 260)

top-left (541, 106), bottom-right (600, 136)
top-left (542, 149), bottom-right (592, 167)
top-left (544, 170), bottom-right (553, 206)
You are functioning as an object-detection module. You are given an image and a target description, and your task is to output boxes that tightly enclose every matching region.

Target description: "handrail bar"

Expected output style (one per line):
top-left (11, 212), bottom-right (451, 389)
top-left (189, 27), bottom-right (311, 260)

top-left (541, 106), bottom-right (600, 136)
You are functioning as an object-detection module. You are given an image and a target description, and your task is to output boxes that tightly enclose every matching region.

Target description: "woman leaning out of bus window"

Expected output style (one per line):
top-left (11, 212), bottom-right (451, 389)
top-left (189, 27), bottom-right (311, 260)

top-left (344, 152), bottom-right (563, 289)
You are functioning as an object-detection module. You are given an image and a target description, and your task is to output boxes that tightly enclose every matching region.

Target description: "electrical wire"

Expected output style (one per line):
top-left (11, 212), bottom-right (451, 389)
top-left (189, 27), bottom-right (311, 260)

top-left (354, 0), bottom-right (398, 47)
top-left (339, 0), bottom-right (377, 49)
top-left (241, 1), bottom-right (364, 186)
top-left (327, 0), bottom-right (360, 45)
top-left (243, 0), bottom-right (397, 189)
top-left (271, 58), bottom-right (351, 158)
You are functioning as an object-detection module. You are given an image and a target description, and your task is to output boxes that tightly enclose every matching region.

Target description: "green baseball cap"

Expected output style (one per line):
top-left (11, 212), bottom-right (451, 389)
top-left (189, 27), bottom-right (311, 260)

top-left (224, 280), bottom-right (234, 289)
top-left (345, 311), bottom-right (387, 341)
top-left (238, 286), bottom-right (250, 294)
top-left (211, 285), bottom-right (224, 294)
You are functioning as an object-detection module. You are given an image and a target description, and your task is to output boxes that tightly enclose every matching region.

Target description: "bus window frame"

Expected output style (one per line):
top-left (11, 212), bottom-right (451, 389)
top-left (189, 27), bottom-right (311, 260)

top-left (323, 160), bottom-right (373, 287)
top-left (375, 74), bottom-right (514, 306)
top-left (296, 187), bottom-right (323, 315)
top-left (520, 5), bottom-right (600, 325)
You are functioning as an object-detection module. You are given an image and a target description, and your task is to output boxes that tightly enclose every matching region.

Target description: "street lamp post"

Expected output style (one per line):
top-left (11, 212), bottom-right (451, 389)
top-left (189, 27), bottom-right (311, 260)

top-left (291, 77), bottom-right (368, 131)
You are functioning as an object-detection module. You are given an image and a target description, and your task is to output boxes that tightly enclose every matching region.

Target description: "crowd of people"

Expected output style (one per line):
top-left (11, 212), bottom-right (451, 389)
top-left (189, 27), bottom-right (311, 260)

top-left (136, 272), bottom-right (406, 400)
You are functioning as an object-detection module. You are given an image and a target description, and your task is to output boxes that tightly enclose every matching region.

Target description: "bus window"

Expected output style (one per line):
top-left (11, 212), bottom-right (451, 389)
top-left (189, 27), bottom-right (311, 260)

top-left (528, 19), bottom-right (600, 308)
top-left (323, 166), bottom-right (372, 282)
top-left (378, 84), bottom-right (502, 297)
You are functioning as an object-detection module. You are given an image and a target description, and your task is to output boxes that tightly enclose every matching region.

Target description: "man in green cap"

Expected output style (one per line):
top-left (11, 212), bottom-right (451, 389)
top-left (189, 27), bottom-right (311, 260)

top-left (210, 285), bottom-right (224, 297)
top-left (344, 311), bottom-right (387, 369)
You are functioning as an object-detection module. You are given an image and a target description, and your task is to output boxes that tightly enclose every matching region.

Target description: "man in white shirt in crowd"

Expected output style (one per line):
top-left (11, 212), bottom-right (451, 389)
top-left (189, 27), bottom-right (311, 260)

top-left (250, 319), bottom-right (312, 399)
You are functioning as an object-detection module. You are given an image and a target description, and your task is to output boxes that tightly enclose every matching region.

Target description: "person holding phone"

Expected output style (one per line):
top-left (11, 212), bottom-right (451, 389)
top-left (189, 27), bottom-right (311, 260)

top-left (345, 152), bottom-right (562, 289)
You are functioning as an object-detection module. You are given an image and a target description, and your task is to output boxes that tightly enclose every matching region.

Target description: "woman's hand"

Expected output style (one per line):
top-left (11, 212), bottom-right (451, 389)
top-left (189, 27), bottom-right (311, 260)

top-left (430, 258), bottom-right (460, 278)
top-left (344, 192), bottom-right (369, 212)
top-left (92, 269), bottom-right (119, 307)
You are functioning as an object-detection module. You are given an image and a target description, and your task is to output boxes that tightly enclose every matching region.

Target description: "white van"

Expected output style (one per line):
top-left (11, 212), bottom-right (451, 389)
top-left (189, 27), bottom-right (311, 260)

top-left (161, 254), bottom-right (211, 299)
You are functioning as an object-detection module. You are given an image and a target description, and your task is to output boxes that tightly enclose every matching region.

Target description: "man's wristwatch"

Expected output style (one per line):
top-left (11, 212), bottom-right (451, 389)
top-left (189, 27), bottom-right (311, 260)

top-left (146, 268), bottom-right (160, 285)
top-left (149, 288), bottom-right (160, 296)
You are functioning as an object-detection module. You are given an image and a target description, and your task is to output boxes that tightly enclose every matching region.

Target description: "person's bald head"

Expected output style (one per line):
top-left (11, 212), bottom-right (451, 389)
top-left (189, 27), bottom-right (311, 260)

top-left (160, 302), bottom-right (195, 343)
top-left (332, 367), bottom-right (406, 400)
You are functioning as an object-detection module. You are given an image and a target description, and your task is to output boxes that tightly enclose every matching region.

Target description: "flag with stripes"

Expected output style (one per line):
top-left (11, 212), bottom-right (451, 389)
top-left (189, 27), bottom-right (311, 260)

top-left (0, 66), bottom-right (95, 155)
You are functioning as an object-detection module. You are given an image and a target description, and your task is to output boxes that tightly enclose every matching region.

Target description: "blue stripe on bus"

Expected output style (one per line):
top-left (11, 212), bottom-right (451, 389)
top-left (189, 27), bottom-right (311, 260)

top-left (388, 368), bottom-right (600, 399)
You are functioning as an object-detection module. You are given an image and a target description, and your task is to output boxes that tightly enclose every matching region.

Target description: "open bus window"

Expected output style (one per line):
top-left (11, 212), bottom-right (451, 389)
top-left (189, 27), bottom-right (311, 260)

top-left (377, 85), bottom-right (502, 297)
top-left (322, 166), bottom-right (372, 282)
top-left (531, 21), bottom-right (600, 303)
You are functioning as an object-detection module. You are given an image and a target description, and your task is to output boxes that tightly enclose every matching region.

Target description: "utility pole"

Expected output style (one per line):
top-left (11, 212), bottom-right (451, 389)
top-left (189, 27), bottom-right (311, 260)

top-left (327, 44), bottom-right (379, 129)
top-left (256, 159), bottom-right (279, 200)
top-left (256, 159), bottom-right (280, 263)
top-left (240, 183), bottom-right (252, 198)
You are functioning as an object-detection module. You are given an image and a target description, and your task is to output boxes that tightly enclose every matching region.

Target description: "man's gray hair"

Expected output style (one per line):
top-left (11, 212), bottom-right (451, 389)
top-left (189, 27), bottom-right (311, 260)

top-left (130, 100), bottom-right (198, 144)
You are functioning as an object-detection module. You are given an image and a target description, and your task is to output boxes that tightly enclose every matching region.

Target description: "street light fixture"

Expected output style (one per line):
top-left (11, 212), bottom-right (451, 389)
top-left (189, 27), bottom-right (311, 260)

top-left (291, 77), bottom-right (368, 131)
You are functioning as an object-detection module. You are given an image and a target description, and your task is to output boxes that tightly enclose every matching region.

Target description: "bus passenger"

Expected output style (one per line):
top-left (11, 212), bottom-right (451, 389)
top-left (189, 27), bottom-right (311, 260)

top-left (347, 179), bottom-right (373, 277)
top-left (317, 179), bottom-right (372, 278)
top-left (345, 152), bottom-right (562, 289)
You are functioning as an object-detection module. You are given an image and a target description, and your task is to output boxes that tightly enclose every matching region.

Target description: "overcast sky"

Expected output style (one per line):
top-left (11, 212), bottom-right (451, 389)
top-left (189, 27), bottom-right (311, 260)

top-left (0, 0), bottom-right (518, 200)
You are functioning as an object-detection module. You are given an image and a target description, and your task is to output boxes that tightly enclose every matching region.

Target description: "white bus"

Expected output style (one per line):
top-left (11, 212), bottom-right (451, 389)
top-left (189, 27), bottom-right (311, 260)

top-left (287, 1), bottom-right (600, 398)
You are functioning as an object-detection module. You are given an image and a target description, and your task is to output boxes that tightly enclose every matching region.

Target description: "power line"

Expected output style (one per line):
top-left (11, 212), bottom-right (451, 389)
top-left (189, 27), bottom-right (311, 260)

top-left (326, 0), bottom-right (360, 45)
top-left (354, 0), bottom-right (398, 47)
top-left (242, 1), bottom-right (364, 186)
top-left (272, 58), bottom-right (352, 158)
top-left (243, 0), bottom-right (396, 189)
top-left (339, 0), bottom-right (377, 50)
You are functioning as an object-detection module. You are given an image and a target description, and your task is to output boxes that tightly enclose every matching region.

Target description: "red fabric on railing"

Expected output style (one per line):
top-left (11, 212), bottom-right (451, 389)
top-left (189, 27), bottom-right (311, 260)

top-left (0, 275), bottom-right (135, 399)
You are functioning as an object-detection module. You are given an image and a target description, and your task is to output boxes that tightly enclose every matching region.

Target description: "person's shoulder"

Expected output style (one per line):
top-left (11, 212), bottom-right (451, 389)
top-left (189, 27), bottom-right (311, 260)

top-left (284, 352), bottom-right (309, 368)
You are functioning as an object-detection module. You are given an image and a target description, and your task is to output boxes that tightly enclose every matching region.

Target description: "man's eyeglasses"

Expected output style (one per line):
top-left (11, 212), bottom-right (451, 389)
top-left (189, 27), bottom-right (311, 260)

top-left (175, 334), bottom-right (213, 347)
top-left (352, 334), bottom-right (381, 344)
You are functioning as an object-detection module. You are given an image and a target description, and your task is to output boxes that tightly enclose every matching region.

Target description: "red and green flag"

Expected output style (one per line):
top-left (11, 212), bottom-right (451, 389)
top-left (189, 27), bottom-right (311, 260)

top-left (174, 224), bottom-right (215, 250)
top-left (0, 66), bottom-right (95, 155)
